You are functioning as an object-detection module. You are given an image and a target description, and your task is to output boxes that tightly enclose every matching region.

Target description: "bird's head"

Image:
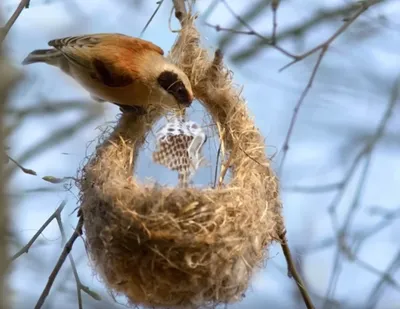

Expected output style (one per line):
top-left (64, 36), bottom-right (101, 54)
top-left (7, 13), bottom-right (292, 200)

top-left (156, 64), bottom-right (194, 108)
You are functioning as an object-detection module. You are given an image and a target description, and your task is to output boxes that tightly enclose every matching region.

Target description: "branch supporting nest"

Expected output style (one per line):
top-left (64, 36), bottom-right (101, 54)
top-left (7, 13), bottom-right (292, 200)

top-left (172, 0), bottom-right (187, 25)
top-left (279, 229), bottom-right (315, 309)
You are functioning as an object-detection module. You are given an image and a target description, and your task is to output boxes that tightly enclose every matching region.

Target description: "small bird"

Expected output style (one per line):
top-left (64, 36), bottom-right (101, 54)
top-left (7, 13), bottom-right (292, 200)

top-left (22, 33), bottom-right (194, 113)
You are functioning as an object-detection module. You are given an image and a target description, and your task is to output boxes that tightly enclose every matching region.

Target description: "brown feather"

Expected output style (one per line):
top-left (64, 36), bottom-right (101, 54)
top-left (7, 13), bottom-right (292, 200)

top-left (23, 33), bottom-right (192, 112)
top-left (91, 58), bottom-right (133, 88)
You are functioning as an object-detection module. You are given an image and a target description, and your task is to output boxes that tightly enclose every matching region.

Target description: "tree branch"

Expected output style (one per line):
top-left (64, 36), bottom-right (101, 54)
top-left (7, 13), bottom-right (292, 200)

top-left (34, 216), bottom-right (84, 309)
top-left (56, 214), bottom-right (100, 308)
top-left (278, 0), bottom-right (381, 177)
top-left (172, 0), bottom-right (187, 25)
top-left (231, 0), bottom-right (385, 62)
top-left (321, 75), bottom-right (400, 308)
top-left (9, 201), bottom-right (66, 262)
top-left (280, 230), bottom-right (315, 309)
top-left (1, 0), bottom-right (31, 43)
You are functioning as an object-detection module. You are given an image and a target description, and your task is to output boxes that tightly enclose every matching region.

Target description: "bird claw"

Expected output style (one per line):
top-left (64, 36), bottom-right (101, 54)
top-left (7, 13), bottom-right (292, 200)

top-left (115, 104), bottom-right (146, 116)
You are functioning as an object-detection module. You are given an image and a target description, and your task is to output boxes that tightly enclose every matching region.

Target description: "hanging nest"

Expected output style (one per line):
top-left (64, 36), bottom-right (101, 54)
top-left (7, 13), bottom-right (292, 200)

top-left (78, 13), bottom-right (284, 309)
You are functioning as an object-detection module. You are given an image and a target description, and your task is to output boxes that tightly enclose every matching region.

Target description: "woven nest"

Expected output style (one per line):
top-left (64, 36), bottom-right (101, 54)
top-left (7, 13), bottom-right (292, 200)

top-left (78, 14), bottom-right (284, 309)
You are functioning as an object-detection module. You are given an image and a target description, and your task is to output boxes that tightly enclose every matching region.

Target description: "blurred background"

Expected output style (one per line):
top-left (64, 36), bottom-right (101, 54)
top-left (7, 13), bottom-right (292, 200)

top-left (1, 0), bottom-right (400, 308)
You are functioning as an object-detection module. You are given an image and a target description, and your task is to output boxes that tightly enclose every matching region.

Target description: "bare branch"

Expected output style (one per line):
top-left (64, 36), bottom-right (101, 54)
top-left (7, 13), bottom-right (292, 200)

top-left (34, 216), bottom-right (84, 309)
top-left (1, 0), bottom-right (30, 43)
top-left (278, 46), bottom-right (327, 177)
top-left (215, 0), bottom-right (271, 50)
top-left (6, 112), bottom-right (100, 178)
top-left (354, 256), bottom-right (400, 292)
top-left (279, 230), bottom-right (315, 309)
top-left (140, 0), bottom-right (165, 37)
top-left (6, 154), bottom-right (37, 176)
top-left (271, 0), bottom-right (279, 44)
top-left (172, 0), bottom-right (187, 25)
top-left (278, 0), bottom-right (381, 72)
top-left (283, 182), bottom-right (343, 193)
top-left (232, 0), bottom-right (385, 62)
top-left (211, 0), bottom-right (297, 59)
top-left (365, 248), bottom-right (400, 309)
top-left (9, 201), bottom-right (66, 262)
top-left (209, 4), bottom-right (381, 183)
top-left (56, 213), bottom-right (100, 308)
top-left (322, 75), bottom-right (400, 308)
top-left (278, 0), bottom-right (382, 177)
top-left (7, 100), bottom-right (98, 118)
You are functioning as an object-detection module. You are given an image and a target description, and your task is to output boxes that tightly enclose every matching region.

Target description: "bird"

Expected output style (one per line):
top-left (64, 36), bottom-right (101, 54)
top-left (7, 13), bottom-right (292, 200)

top-left (22, 33), bottom-right (194, 114)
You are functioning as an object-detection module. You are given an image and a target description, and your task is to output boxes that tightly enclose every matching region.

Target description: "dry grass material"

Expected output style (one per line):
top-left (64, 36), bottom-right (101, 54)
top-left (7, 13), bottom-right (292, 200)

top-left (78, 15), bottom-right (284, 309)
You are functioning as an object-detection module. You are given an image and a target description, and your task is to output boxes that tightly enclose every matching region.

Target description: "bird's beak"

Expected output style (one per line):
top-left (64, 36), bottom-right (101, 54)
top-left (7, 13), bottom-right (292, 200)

top-left (186, 94), bottom-right (194, 106)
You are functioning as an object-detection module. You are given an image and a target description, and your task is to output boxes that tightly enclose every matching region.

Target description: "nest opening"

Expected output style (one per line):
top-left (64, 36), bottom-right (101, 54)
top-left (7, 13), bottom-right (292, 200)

top-left (78, 15), bottom-right (283, 309)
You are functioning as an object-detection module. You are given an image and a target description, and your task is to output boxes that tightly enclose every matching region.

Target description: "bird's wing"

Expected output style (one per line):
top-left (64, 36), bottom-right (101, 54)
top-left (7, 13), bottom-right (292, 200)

top-left (48, 33), bottom-right (164, 87)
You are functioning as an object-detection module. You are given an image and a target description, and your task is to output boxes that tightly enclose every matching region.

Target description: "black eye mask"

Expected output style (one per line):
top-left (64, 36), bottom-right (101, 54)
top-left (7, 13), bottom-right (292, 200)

top-left (157, 71), bottom-right (192, 106)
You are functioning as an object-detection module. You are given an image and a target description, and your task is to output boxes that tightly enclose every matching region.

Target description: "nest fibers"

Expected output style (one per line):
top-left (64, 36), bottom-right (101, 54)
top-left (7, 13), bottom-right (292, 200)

top-left (78, 14), bottom-right (284, 309)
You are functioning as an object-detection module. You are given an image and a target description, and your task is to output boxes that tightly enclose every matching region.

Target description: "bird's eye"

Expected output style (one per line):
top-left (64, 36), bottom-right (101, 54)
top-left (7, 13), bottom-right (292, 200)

top-left (177, 87), bottom-right (185, 94)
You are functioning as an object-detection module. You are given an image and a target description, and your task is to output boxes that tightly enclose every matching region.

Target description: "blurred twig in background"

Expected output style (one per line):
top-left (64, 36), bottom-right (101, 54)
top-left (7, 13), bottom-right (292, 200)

top-left (0, 6), bottom-right (22, 309)
top-left (34, 215), bottom-right (84, 309)
top-left (228, 0), bottom-right (387, 63)
top-left (0, 0), bottom-right (30, 43)
top-left (206, 0), bottom-right (384, 178)
top-left (322, 75), bottom-right (400, 309)
top-left (6, 110), bottom-right (102, 178)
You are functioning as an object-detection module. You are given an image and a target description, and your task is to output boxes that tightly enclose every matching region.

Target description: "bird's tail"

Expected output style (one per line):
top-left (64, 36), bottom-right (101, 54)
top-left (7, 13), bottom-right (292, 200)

top-left (22, 49), bottom-right (63, 65)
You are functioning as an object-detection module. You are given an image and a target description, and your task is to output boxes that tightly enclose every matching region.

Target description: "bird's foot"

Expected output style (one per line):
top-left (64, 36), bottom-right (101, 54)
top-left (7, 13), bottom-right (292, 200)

top-left (114, 103), bottom-right (146, 116)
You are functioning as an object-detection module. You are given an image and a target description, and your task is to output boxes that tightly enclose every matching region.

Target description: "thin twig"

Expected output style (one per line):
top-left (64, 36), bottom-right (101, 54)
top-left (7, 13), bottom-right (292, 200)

top-left (276, 0), bottom-right (378, 176)
top-left (6, 154), bottom-right (37, 176)
top-left (280, 230), bottom-right (315, 309)
top-left (365, 248), bottom-right (400, 309)
top-left (278, 0), bottom-right (380, 72)
top-left (215, 0), bottom-right (271, 51)
top-left (271, 0), bottom-right (279, 44)
top-left (34, 216), bottom-right (84, 309)
top-left (216, 0), bottom-right (297, 59)
top-left (213, 143), bottom-right (221, 188)
top-left (140, 0), bottom-right (165, 37)
top-left (322, 75), bottom-right (400, 308)
top-left (7, 100), bottom-right (96, 118)
top-left (232, 0), bottom-right (385, 62)
top-left (207, 22), bottom-right (296, 59)
top-left (283, 182), bottom-right (343, 193)
top-left (322, 155), bottom-right (372, 309)
top-left (336, 74), bottom-right (399, 243)
top-left (9, 201), bottom-right (66, 262)
top-left (6, 112), bottom-right (100, 178)
top-left (238, 144), bottom-right (268, 170)
top-left (354, 256), bottom-right (400, 292)
top-left (56, 214), bottom-right (100, 308)
top-left (205, 23), bottom-right (257, 35)
top-left (353, 207), bottom-right (400, 253)
top-left (278, 46), bottom-right (328, 177)
top-left (211, 0), bottom-right (381, 179)
top-left (218, 153), bottom-right (233, 187)
top-left (1, 0), bottom-right (30, 43)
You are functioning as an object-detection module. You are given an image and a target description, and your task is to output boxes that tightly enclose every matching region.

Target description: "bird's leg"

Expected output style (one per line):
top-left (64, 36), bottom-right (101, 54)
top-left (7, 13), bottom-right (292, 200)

top-left (114, 103), bottom-right (146, 115)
